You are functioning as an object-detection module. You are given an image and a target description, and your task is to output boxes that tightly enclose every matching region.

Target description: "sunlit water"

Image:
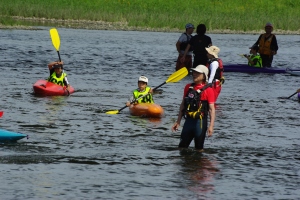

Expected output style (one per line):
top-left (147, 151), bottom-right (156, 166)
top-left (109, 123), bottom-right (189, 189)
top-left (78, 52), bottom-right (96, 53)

top-left (0, 28), bottom-right (300, 199)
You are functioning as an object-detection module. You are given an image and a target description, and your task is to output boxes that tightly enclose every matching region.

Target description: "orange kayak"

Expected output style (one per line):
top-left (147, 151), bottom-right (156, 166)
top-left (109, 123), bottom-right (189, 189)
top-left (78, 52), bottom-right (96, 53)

top-left (129, 103), bottom-right (164, 118)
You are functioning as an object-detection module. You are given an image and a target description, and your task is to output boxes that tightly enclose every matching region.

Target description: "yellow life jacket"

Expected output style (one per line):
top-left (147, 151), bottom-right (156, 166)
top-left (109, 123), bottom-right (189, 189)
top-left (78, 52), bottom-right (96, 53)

top-left (133, 87), bottom-right (154, 103)
top-left (248, 55), bottom-right (262, 68)
top-left (48, 72), bottom-right (67, 86)
top-left (258, 34), bottom-right (274, 56)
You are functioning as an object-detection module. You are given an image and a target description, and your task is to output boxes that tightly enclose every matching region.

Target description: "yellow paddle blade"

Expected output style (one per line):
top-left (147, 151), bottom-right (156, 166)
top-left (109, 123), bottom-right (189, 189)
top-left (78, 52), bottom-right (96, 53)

top-left (106, 110), bottom-right (119, 114)
top-left (166, 67), bottom-right (188, 83)
top-left (50, 28), bottom-right (60, 51)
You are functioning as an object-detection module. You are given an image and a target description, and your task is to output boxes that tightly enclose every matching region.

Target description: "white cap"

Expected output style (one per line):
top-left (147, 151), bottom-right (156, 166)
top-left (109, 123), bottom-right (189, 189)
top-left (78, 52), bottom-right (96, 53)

top-left (138, 76), bottom-right (148, 83)
top-left (191, 65), bottom-right (208, 80)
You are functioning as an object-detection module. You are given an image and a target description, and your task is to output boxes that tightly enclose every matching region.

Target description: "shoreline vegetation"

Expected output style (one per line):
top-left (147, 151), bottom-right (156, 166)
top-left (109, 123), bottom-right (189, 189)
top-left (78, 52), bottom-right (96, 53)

top-left (1, 0), bottom-right (300, 35)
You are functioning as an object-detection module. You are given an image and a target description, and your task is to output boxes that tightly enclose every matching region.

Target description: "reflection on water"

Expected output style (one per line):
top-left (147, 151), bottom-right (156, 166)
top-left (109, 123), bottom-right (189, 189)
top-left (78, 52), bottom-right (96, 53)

top-left (179, 149), bottom-right (219, 197)
top-left (0, 28), bottom-right (300, 199)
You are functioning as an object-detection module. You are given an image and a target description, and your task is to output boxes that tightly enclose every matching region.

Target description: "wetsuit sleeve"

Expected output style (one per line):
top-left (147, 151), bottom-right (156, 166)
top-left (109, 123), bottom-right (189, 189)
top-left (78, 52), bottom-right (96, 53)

top-left (271, 35), bottom-right (278, 51)
top-left (254, 34), bottom-right (262, 46)
top-left (207, 36), bottom-right (212, 47)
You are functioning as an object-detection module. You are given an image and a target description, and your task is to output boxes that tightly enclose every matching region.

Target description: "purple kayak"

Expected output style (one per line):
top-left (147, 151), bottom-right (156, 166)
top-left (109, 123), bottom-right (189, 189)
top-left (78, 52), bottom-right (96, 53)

top-left (224, 64), bottom-right (286, 73)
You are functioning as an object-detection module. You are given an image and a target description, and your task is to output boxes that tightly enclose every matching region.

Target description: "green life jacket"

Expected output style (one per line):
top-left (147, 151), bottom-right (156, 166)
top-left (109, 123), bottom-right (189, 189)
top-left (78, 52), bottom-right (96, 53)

top-left (48, 72), bottom-right (67, 86)
top-left (133, 87), bottom-right (154, 103)
top-left (248, 55), bottom-right (262, 68)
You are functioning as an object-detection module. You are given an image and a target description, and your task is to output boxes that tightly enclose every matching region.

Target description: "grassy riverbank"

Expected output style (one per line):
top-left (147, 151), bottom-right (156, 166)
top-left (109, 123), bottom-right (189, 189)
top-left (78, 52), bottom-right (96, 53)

top-left (1, 0), bottom-right (300, 34)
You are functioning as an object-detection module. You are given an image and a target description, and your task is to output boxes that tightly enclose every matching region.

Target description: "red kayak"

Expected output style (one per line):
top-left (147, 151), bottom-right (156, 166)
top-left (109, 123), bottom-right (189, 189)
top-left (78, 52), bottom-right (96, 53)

top-left (33, 80), bottom-right (75, 96)
top-left (129, 103), bottom-right (164, 118)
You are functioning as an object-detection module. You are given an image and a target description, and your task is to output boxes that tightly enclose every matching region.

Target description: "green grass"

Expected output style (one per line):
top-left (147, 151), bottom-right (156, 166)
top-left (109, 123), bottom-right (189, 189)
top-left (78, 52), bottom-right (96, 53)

top-left (1, 0), bottom-right (300, 31)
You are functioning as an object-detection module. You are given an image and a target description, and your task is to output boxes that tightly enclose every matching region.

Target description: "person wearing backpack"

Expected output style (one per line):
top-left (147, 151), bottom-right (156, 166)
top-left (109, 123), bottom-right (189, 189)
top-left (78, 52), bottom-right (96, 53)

top-left (172, 65), bottom-right (216, 151)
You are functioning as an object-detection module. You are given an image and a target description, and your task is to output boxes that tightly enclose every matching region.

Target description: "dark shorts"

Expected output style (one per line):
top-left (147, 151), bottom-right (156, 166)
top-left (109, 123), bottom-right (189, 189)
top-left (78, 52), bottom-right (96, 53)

top-left (178, 117), bottom-right (208, 149)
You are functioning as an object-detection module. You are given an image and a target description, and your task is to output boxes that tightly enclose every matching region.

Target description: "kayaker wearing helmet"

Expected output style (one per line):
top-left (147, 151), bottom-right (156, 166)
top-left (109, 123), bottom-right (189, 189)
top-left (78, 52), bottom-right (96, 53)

top-left (172, 65), bottom-right (215, 151)
top-left (47, 61), bottom-right (70, 90)
top-left (126, 76), bottom-right (154, 106)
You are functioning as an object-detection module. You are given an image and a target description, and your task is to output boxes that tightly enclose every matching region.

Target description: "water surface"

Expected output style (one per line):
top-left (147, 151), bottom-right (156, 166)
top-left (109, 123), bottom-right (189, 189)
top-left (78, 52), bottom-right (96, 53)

top-left (0, 28), bottom-right (300, 199)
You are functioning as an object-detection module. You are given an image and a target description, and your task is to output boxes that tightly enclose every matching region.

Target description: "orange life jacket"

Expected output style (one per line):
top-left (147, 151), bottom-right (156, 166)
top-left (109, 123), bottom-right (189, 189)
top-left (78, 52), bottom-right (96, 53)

top-left (258, 34), bottom-right (274, 56)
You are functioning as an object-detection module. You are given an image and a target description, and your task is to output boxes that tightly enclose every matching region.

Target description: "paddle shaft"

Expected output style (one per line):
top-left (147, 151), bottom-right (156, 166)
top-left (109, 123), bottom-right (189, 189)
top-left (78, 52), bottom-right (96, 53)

top-left (57, 51), bottom-right (61, 62)
top-left (287, 92), bottom-right (297, 99)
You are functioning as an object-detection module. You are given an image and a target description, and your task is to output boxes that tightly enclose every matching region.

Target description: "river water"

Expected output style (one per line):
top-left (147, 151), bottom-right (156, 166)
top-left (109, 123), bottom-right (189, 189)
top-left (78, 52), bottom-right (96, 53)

top-left (0, 28), bottom-right (300, 199)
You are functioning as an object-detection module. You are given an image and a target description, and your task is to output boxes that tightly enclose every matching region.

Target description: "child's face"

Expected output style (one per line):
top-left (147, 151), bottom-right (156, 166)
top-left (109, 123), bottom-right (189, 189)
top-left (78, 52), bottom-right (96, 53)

top-left (55, 67), bottom-right (62, 72)
top-left (138, 81), bottom-right (147, 90)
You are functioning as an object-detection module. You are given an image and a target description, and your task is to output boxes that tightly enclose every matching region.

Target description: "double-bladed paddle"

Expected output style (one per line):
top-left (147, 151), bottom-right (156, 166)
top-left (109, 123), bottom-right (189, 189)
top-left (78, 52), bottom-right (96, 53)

top-left (50, 28), bottom-right (61, 62)
top-left (106, 67), bottom-right (189, 115)
top-left (49, 28), bottom-right (70, 96)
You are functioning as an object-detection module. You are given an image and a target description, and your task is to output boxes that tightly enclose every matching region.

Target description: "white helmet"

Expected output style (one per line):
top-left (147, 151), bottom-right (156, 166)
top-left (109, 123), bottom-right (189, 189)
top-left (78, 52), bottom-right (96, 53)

top-left (138, 76), bottom-right (148, 83)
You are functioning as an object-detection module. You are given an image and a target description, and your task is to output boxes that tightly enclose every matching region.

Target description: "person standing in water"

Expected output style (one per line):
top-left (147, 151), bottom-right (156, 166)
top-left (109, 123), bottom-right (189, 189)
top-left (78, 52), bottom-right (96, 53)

top-left (181, 24), bottom-right (212, 68)
top-left (172, 65), bottom-right (215, 151)
top-left (175, 23), bottom-right (195, 72)
top-left (253, 22), bottom-right (278, 67)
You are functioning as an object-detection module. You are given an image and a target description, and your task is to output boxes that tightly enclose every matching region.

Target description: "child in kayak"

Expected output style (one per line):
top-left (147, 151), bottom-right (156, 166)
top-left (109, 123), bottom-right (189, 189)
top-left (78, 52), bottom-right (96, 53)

top-left (244, 45), bottom-right (262, 67)
top-left (47, 61), bottom-right (70, 90)
top-left (126, 76), bottom-right (154, 106)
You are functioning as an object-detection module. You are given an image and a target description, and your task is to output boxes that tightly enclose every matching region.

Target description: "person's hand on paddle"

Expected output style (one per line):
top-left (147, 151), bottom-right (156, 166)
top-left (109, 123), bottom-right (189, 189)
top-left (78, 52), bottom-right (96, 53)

top-left (297, 88), bottom-right (300, 93)
top-left (63, 85), bottom-right (70, 96)
top-left (48, 61), bottom-right (64, 70)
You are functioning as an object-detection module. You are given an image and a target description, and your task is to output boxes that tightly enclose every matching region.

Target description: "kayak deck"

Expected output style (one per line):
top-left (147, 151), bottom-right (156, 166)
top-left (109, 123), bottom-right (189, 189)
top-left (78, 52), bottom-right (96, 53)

top-left (33, 79), bottom-right (75, 96)
top-left (286, 67), bottom-right (300, 76)
top-left (224, 64), bottom-right (286, 73)
top-left (0, 129), bottom-right (28, 142)
top-left (129, 103), bottom-right (164, 118)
